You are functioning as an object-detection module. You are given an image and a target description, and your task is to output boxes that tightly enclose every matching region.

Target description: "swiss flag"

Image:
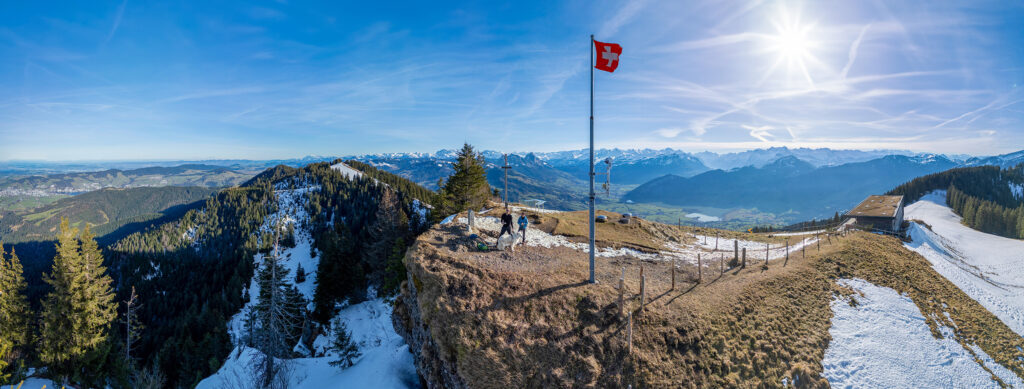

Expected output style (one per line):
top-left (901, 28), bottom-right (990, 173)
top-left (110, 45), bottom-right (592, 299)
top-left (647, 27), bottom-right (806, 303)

top-left (593, 40), bottom-right (621, 73)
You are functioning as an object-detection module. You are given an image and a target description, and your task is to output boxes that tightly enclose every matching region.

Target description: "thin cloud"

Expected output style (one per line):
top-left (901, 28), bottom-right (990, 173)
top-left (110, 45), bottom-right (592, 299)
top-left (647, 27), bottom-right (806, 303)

top-left (655, 127), bottom-right (685, 138)
top-left (599, 0), bottom-right (649, 37)
top-left (157, 87), bottom-right (267, 104)
top-left (742, 124), bottom-right (774, 142)
top-left (840, 23), bottom-right (870, 79)
top-left (102, 0), bottom-right (127, 48)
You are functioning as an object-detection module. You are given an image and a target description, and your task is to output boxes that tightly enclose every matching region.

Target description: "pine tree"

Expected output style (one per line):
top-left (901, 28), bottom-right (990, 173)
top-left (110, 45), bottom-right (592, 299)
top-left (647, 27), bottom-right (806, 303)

top-left (365, 188), bottom-right (409, 289)
top-left (328, 317), bottom-right (360, 369)
top-left (382, 237), bottom-right (407, 294)
top-left (0, 244), bottom-right (30, 382)
top-left (249, 225), bottom-right (305, 387)
top-left (313, 222), bottom-right (361, 322)
top-left (438, 143), bottom-right (490, 215)
top-left (295, 263), bottom-right (306, 284)
top-left (0, 342), bottom-right (11, 384)
top-left (38, 220), bottom-right (117, 382)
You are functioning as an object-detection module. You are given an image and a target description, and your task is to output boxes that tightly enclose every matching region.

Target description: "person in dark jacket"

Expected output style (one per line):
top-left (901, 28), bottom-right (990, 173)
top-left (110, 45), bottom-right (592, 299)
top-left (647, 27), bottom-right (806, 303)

top-left (517, 214), bottom-right (529, 244)
top-left (498, 207), bottom-right (514, 242)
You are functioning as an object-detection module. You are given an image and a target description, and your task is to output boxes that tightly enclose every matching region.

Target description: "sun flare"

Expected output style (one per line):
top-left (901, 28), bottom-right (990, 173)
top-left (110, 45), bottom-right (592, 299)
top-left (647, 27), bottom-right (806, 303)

top-left (762, 5), bottom-right (818, 87)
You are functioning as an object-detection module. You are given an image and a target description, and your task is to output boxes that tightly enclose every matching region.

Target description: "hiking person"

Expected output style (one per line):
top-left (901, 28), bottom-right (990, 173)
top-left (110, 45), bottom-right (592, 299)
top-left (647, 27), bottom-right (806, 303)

top-left (498, 207), bottom-right (514, 243)
top-left (517, 214), bottom-right (529, 245)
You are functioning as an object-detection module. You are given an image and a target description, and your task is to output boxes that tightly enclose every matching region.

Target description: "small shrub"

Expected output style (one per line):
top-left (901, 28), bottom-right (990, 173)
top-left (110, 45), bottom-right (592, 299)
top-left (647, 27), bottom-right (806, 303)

top-left (329, 318), bottom-right (361, 369)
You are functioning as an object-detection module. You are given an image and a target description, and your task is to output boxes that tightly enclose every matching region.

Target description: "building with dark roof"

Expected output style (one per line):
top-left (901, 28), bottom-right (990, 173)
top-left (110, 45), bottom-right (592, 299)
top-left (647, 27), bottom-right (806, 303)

top-left (844, 195), bottom-right (904, 233)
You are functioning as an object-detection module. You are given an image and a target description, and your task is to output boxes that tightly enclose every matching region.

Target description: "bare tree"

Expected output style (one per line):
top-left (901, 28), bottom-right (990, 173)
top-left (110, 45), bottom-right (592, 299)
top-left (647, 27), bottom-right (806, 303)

top-left (123, 286), bottom-right (143, 366)
top-left (248, 217), bottom-right (306, 388)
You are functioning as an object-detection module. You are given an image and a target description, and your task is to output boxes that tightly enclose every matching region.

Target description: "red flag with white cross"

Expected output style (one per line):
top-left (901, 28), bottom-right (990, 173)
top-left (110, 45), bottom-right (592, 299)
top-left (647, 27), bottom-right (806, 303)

top-left (593, 40), bottom-right (621, 73)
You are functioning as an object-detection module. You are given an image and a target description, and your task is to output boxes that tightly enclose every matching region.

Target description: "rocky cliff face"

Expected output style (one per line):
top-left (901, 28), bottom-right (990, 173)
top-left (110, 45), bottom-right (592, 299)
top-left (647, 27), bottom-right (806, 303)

top-left (392, 248), bottom-right (469, 389)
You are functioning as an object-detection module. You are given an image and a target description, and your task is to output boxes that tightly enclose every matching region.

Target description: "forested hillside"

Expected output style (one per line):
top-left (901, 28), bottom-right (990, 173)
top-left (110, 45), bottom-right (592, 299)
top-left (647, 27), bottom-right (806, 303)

top-left (1, 186), bottom-right (218, 308)
top-left (105, 161), bottom-right (433, 387)
top-left (1, 186), bottom-right (218, 244)
top-left (888, 165), bottom-right (1024, 238)
top-left (0, 158), bottom-right (436, 388)
top-left (0, 164), bottom-right (251, 194)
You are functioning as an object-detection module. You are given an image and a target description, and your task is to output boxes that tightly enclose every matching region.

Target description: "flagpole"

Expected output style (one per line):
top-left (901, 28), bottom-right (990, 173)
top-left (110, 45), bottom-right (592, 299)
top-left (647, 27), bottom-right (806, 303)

top-left (588, 34), bottom-right (596, 284)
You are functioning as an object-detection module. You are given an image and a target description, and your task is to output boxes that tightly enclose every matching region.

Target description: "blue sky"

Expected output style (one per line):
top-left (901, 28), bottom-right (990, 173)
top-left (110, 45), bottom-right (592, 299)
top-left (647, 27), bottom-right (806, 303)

top-left (1, 0), bottom-right (1023, 160)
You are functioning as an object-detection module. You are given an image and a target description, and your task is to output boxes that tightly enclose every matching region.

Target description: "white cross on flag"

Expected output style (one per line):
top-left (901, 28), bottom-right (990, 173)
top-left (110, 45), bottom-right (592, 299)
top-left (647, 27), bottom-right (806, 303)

top-left (593, 40), bottom-right (621, 73)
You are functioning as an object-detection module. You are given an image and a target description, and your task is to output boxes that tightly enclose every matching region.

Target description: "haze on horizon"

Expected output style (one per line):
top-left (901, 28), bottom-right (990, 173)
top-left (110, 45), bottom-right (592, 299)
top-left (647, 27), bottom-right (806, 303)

top-left (2, 0), bottom-right (1023, 161)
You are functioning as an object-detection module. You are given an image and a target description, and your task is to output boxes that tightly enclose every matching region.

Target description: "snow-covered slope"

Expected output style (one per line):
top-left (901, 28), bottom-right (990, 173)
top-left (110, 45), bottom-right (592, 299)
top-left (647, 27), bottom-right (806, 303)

top-left (199, 295), bottom-right (418, 388)
top-left (198, 181), bottom-right (418, 388)
top-left (823, 278), bottom-right (1021, 388)
top-left (4, 376), bottom-right (58, 389)
top-left (331, 162), bottom-right (364, 180)
top-left (904, 191), bottom-right (1024, 336)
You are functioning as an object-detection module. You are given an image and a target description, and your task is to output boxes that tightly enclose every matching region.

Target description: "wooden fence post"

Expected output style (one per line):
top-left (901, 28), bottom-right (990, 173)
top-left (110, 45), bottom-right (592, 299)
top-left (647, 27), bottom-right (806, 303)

top-left (818, 235), bottom-right (821, 252)
top-left (765, 243), bottom-right (769, 265)
top-left (734, 240), bottom-right (739, 263)
top-left (618, 267), bottom-right (625, 317)
top-left (698, 253), bottom-right (702, 283)
top-left (671, 259), bottom-right (676, 291)
top-left (720, 253), bottom-right (724, 275)
top-left (627, 312), bottom-right (633, 354)
top-left (785, 239), bottom-right (789, 267)
top-left (742, 248), bottom-right (747, 268)
top-left (640, 275), bottom-right (646, 312)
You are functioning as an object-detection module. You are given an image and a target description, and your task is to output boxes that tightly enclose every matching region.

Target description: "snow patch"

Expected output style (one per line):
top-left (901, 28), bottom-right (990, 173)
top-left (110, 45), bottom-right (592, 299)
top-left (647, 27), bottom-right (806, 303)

top-left (8, 377), bottom-right (60, 389)
top-left (685, 212), bottom-right (720, 222)
top-left (454, 212), bottom-right (813, 264)
top-left (904, 191), bottom-right (1024, 336)
top-left (772, 229), bottom-right (825, 237)
top-left (411, 199), bottom-right (429, 225)
top-left (199, 295), bottom-right (418, 389)
top-left (439, 214), bottom-right (456, 225)
top-left (331, 162), bottom-right (364, 180)
top-left (509, 205), bottom-right (560, 214)
top-left (692, 234), bottom-right (816, 261)
top-left (823, 278), bottom-right (1021, 388)
top-left (1010, 182), bottom-right (1024, 200)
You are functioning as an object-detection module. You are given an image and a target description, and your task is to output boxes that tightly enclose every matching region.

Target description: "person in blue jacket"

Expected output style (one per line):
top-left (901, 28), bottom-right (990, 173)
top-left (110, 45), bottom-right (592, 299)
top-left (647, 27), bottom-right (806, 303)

top-left (517, 214), bottom-right (529, 245)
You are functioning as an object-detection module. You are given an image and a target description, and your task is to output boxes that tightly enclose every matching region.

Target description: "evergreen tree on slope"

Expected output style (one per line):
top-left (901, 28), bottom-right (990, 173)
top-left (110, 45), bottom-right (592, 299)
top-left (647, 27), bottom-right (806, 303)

top-left (250, 223), bottom-right (305, 387)
top-left (365, 187), bottom-right (409, 292)
top-left (0, 243), bottom-right (30, 382)
top-left (38, 220), bottom-right (117, 383)
top-left (438, 143), bottom-right (490, 215)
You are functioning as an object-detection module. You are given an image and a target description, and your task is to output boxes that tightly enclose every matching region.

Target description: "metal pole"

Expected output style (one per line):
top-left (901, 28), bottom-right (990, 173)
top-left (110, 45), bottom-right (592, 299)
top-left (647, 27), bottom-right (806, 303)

top-left (503, 154), bottom-right (509, 206)
top-left (589, 34), bottom-right (596, 284)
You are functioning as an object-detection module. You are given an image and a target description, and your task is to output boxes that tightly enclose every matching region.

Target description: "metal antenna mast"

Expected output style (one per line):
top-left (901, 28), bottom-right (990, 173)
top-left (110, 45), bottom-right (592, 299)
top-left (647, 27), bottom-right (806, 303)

top-left (502, 154), bottom-right (511, 206)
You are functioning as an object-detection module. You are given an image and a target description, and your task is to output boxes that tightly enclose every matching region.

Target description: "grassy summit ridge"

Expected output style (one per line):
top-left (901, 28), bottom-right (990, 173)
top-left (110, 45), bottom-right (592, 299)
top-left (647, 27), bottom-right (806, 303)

top-left (396, 209), bottom-right (1024, 388)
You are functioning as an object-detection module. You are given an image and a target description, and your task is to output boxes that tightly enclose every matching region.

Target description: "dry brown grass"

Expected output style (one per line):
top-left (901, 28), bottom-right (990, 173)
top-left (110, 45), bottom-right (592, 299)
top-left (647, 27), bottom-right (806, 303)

top-left (492, 206), bottom-right (795, 252)
top-left (397, 212), bottom-right (1024, 388)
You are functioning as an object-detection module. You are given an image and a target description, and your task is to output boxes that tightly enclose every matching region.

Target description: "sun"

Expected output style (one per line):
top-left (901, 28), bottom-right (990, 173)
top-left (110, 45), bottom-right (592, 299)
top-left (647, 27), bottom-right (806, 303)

top-left (761, 5), bottom-right (819, 87)
top-left (774, 26), bottom-right (811, 62)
